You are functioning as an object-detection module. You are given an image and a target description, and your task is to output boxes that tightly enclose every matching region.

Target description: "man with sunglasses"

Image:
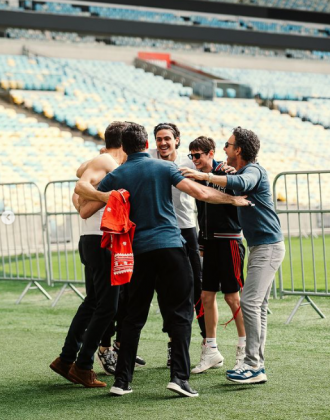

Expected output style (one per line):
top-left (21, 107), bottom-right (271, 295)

top-left (149, 123), bottom-right (206, 368)
top-left (181, 127), bottom-right (285, 385)
top-left (184, 136), bottom-right (246, 375)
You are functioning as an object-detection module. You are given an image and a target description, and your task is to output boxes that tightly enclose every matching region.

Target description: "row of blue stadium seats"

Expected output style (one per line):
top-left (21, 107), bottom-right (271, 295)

top-left (274, 98), bottom-right (330, 127)
top-left (202, 0), bottom-right (330, 13)
top-left (198, 66), bottom-right (330, 100)
top-left (12, 0), bottom-right (330, 13)
top-left (2, 1), bottom-right (329, 38)
top-left (3, 28), bottom-right (330, 64)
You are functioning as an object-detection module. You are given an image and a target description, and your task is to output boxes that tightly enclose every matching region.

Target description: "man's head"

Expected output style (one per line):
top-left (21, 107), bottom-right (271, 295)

top-left (122, 123), bottom-right (148, 155)
top-left (224, 127), bottom-right (260, 168)
top-left (153, 123), bottom-right (180, 161)
top-left (104, 121), bottom-right (128, 149)
top-left (188, 136), bottom-right (215, 172)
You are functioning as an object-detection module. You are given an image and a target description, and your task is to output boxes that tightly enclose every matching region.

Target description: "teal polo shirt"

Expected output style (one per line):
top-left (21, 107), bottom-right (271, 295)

top-left (98, 152), bottom-right (185, 255)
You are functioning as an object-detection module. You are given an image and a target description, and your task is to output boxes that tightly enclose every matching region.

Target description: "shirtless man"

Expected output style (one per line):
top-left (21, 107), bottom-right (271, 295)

top-left (50, 121), bottom-right (127, 388)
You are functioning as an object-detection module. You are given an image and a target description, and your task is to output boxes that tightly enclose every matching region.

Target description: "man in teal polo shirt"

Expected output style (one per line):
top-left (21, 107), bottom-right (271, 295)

top-left (76, 123), bottom-right (251, 397)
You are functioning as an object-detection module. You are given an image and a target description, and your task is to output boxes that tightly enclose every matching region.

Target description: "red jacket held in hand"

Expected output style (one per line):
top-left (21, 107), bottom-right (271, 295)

top-left (100, 189), bottom-right (135, 286)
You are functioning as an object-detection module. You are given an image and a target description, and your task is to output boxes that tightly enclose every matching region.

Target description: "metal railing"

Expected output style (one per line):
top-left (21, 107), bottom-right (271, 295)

top-left (44, 180), bottom-right (85, 307)
top-left (273, 170), bottom-right (330, 323)
top-left (0, 182), bottom-right (51, 303)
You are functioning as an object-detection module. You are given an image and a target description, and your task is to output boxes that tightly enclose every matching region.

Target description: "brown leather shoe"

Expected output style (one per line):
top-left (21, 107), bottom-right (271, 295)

top-left (50, 357), bottom-right (78, 384)
top-left (67, 363), bottom-right (107, 388)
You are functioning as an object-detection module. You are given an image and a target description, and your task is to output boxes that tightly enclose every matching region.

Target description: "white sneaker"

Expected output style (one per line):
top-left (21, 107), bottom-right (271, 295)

top-left (191, 345), bottom-right (224, 374)
top-left (226, 345), bottom-right (246, 374)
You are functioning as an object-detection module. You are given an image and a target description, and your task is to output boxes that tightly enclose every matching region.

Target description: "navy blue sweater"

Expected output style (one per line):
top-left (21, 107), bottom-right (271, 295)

top-left (226, 163), bottom-right (283, 247)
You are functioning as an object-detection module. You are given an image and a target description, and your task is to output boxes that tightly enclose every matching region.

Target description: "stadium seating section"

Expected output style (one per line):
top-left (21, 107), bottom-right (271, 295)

top-left (1, 1), bottom-right (330, 38)
top-left (199, 66), bottom-right (330, 100)
top-left (3, 28), bottom-right (330, 63)
top-left (0, 54), bottom-right (329, 207)
top-left (198, 0), bottom-right (330, 13)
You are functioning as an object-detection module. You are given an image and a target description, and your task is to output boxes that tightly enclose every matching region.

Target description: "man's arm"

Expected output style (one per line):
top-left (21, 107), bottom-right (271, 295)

top-left (180, 166), bottom-right (259, 192)
top-left (75, 181), bottom-right (110, 203)
top-left (180, 167), bottom-right (228, 187)
top-left (72, 192), bottom-right (80, 212)
top-left (79, 200), bottom-right (105, 219)
top-left (175, 178), bottom-right (251, 206)
top-left (76, 160), bottom-right (91, 179)
top-left (78, 154), bottom-right (118, 187)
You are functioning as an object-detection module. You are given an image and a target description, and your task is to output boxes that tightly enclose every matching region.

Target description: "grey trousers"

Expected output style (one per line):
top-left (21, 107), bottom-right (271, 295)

top-left (240, 241), bottom-right (285, 368)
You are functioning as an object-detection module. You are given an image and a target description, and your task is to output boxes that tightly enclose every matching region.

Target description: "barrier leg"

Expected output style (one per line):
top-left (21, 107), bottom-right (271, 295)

top-left (51, 284), bottom-right (68, 307)
top-left (51, 283), bottom-right (84, 307)
top-left (69, 283), bottom-right (85, 300)
top-left (16, 281), bottom-right (52, 304)
top-left (305, 296), bottom-right (326, 319)
top-left (286, 295), bottom-right (326, 324)
top-left (285, 296), bottom-right (305, 324)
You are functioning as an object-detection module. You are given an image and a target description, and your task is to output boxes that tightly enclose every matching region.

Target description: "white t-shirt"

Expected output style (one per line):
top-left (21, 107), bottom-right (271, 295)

top-left (81, 208), bottom-right (104, 235)
top-left (148, 149), bottom-right (197, 229)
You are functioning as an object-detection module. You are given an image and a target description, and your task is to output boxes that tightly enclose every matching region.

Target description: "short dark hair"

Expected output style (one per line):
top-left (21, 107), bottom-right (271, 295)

top-left (104, 121), bottom-right (127, 149)
top-left (189, 136), bottom-right (216, 153)
top-left (122, 123), bottom-right (148, 155)
top-left (233, 127), bottom-right (260, 162)
top-left (153, 122), bottom-right (181, 149)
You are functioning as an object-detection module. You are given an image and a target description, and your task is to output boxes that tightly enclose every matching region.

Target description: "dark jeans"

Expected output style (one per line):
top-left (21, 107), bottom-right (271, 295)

top-left (60, 235), bottom-right (120, 370)
top-left (115, 247), bottom-right (194, 383)
top-left (100, 283), bottom-right (128, 347)
top-left (158, 227), bottom-right (205, 338)
top-left (181, 227), bottom-right (205, 338)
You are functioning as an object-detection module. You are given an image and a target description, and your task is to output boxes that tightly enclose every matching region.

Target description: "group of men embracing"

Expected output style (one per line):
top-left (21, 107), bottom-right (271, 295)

top-left (50, 121), bottom-right (285, 398)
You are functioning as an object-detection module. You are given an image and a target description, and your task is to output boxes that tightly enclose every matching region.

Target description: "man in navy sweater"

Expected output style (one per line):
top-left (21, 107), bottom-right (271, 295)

top-left (181, 127), bottom-right (285, 384)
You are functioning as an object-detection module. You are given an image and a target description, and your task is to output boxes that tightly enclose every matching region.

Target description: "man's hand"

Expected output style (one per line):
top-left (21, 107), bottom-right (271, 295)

top-left (221, 163), bottom-right (236, 174)
top-left (232, 195), bottom-right (255, 207)
top-left (180, 167), bottom-right (207, 181)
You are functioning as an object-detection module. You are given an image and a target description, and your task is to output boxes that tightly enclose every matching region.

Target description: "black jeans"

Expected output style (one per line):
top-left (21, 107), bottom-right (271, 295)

top-left (100, 283), bottom-right (129, 347)
top-left (158, 228), bottom-right (205, 338)
top-left (181, 227), bottom-right (205, 338)
top-left (60, 235), bottom-right (120, 370)
top-left (115, 247), bottom-right (194, 383)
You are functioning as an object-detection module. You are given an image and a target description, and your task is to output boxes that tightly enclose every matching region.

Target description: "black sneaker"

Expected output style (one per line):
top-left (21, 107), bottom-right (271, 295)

top-left (96, 347), bottom-right (116, 376)
top-left (167, 342), bottom-right (172, 368)
top-left (113, 341), bottom-right (146, 368)
top-left (167, 376), bottom-right (199, 398)
top-left (110, 379), bottom-right (132, 396)
top-left (135, 354), bottom-right (146, 367)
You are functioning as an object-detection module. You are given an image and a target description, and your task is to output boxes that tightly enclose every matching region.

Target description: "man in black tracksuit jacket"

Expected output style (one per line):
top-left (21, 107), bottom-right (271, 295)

top-left (187, 136), bottom-right (246, 375)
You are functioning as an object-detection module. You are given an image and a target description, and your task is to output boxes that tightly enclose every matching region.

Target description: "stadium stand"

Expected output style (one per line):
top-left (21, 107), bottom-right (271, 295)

top-left (3, 1), bottom-right (329, 38)
top-left (202, 0), bottom-right (330, 13)
top-left (1, 53), bottom-right (329, 205)
top-left (0, 99), bottom-right (100, 211)
top-left (3, 29), bottom-right (330, 62)
top-left (274, 98), bottom-right (330, 128)
top-left (196, 66), bottom-right (330, 99)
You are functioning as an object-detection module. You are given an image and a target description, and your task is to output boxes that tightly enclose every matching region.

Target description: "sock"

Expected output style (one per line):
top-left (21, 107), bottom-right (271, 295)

top-left (238, 336), bottom-right (246, 347)
top-left (205, 338), bottom-right (217, 348)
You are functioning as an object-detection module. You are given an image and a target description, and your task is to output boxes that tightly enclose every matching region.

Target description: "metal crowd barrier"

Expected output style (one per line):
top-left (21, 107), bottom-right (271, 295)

top-left (0, 182), bottom-right (51, 303)
top-left (273, 170), bottom-right (330, 323)
top-left (44, 180), bottom-right (85, 307)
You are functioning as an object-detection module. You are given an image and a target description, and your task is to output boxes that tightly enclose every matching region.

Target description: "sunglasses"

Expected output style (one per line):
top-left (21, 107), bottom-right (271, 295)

top-left (225, 142), bottom-right (235, 148)
top-left (187, 152), bottom-right (207, 160)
